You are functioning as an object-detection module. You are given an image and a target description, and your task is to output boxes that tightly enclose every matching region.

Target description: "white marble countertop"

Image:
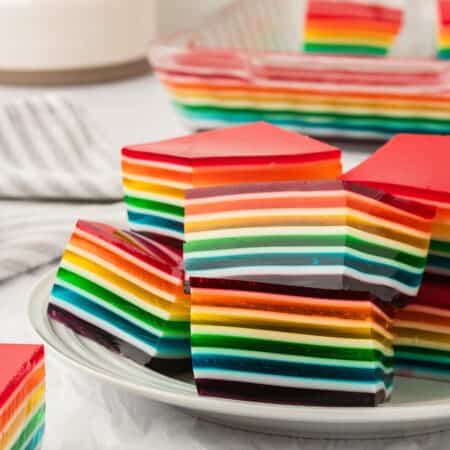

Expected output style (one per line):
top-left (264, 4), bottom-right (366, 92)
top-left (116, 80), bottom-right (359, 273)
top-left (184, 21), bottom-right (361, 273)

top-left (2, 74), bottom-right (446, 450)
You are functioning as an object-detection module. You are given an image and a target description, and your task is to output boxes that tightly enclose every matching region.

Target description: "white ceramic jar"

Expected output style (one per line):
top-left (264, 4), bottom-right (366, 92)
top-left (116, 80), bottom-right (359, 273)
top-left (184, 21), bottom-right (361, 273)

top-left (0, 0), bottom-right (156, 83)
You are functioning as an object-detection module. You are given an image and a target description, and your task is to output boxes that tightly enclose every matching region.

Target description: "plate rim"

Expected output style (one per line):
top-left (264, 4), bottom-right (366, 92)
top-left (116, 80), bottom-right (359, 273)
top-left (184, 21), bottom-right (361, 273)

top-left (28, 269), bottom-right (450, 428)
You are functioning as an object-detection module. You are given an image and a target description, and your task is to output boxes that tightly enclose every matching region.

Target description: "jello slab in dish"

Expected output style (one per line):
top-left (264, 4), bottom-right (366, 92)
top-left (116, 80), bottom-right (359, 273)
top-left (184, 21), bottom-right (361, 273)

top-left (190, 277), bottom-right (393, 406)
top-left (394, 275), bottom-right (450, 381)
top-left (121, 122), bottom-right (341, 242)
top-left (0, 344), bottom-right (45, 450)
top-left (149, 0), bottom-right (450, 139)
top-left (184, 180), bottom-right (435, 301)
top-left (47, 220), bottom-right (190, 373)
top-left (343, 134), bottom-right (450, 277)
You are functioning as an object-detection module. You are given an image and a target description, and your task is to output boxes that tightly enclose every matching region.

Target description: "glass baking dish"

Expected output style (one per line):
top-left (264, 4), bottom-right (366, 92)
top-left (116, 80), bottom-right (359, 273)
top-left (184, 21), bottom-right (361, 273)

top-left (148, 0), bottom-right (450, 139)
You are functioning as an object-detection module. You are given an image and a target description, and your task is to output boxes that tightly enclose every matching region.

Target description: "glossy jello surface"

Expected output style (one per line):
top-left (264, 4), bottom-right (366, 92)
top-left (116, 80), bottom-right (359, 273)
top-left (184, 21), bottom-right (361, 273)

top-left (343, 134), bottom-right (450, 202)
top-left (122, 122), bottom-right (340, 162)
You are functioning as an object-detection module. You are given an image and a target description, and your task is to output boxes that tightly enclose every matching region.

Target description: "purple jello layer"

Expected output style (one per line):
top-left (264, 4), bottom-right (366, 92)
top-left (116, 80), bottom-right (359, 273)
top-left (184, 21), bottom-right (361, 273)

top-left (190, 274), bottom-right (406, 306)
top-left (48, 303), bottom-right (191, 374)
top-left (186, 180), bottom-right (435, 220)
top-left (196, 379), bottom-right (387, 407)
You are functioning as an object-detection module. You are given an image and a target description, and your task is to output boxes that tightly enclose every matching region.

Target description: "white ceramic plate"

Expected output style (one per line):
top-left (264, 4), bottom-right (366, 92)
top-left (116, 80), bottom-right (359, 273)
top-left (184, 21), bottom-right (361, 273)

top-left (29, 270), bottom-right (450, 439)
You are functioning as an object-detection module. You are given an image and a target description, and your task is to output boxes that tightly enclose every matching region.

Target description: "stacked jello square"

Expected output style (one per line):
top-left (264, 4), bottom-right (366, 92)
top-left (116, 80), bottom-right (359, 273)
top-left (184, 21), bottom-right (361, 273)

top-left (185, 179), bottom-right (434, 405)
top-left (344, 134), bottom-right (450, 381)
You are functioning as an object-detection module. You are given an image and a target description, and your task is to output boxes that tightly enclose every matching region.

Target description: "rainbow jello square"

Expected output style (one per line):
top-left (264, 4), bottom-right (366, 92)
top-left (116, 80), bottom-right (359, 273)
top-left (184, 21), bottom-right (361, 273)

top-left (184, 180), bottom-right (435, 302)
top-left (0, 345), bottom-right (45, 450)
top-left (438, 0), bottom-right (450, 59)
top-left (47, 220), bottom-right (190, 373)
top-left (190, 278), bottom-right (393, 406)
top-left (303, 0), bottom-right (404, 57)
top-left (344, 134), bottom-right (450, 278)
top-left (121, 122), bottom-right (341, 242)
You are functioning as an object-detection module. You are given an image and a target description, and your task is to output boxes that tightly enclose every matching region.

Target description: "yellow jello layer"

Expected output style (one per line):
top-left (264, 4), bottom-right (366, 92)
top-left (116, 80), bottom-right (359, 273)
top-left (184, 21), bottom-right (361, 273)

top-left (62, 251), bottom-right (189, 319)
top-left (192, 305), bottom-right (392, 346)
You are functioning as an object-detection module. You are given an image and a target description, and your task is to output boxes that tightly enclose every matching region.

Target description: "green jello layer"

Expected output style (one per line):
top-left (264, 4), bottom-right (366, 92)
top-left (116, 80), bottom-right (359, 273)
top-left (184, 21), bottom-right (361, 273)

top-left (304, 42), bottom-right (388, 56)
top-left (174, 103), bottom-right (450, 134)
top-left (429, 239), bottom-right (450, 255)
top-left (10, 404), bottom-right (45, 450)
top-left (192, 334), bottom-right (393, 367)
top-left (56, 268), bottom-right (189, 337)
top-left (184, 234), bottom-right (427, 269)
top-left (394, 345), bottom-right (450, 365)
top-left (438, 49), bottom-right (450, 59)
top-left (124, 195), bottom-right (184, 218)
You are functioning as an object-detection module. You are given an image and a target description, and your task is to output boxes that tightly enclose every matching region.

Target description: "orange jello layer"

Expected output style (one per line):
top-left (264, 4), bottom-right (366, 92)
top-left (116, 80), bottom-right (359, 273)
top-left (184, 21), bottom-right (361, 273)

top-left (192, 287), bottom-right (390, 325)
top-left (122, 159), bottom-right (341, 188)
top-left (68, 234), bottom-right (186, 301)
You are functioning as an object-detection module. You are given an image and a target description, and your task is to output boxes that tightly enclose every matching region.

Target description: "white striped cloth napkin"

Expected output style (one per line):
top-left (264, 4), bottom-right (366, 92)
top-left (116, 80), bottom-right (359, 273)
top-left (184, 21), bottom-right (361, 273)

top-left (0, 95), bottom-right (122, 200)
top-left (0, 95), bottom-right (125, 281)
top-left (0, 201), bottom-right (125, 281)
